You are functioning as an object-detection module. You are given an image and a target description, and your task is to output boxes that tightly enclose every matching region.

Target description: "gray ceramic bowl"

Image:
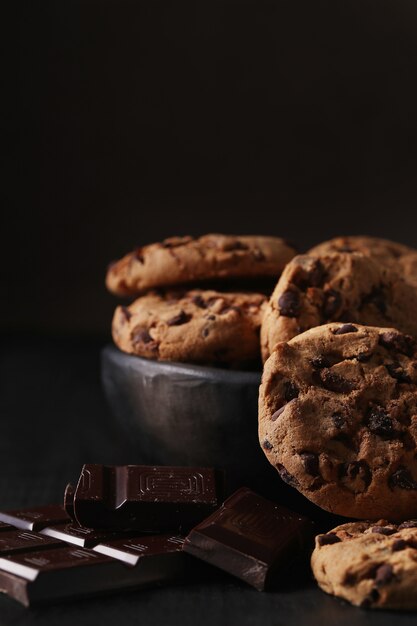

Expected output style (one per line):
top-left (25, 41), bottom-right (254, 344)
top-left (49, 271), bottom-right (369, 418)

top-left (100, 345), bottom-right (281, 494)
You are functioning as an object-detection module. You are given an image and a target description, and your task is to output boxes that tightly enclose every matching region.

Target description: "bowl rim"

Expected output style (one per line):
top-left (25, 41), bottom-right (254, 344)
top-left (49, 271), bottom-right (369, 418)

top-left (102, 344), bottom-right (262, 384)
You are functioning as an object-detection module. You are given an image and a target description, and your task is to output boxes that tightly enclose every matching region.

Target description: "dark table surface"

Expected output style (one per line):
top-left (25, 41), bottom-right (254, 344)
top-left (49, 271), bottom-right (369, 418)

top-left (0, 334), bottom-right (416, 625)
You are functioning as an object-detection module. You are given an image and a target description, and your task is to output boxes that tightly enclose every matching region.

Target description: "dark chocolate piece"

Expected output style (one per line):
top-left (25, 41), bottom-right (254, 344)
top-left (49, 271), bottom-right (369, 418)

top-left (70, 465), bottom-right (224, 531)
top-left (93, 534), bottom-right (185, 566)
top-left (182, 487), bottom-right (312, 591)
top-left (0, 529), bottom-right (62, 555)
top-left (0, 505), bottom-right (70, 531)
top-left (0, 530), bottom-right (190, 606)
top-left (40, 524), bottom-right (122, 548)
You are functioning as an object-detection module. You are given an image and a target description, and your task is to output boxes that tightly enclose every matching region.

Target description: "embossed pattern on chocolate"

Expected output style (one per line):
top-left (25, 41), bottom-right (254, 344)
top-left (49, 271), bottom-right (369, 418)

top-left (183, 487), bottom-right (312, 591)
top-left (68, 464), bottom-right (225, 531)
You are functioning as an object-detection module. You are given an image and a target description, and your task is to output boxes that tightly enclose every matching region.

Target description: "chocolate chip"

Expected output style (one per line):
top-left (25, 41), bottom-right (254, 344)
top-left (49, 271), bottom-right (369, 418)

top-left (392, 539), bottom-right (407, 552)
top-left (360, 588), bottom-right (380, 608)
top-left (271, 406), bottom-right (286, 421)
top-left (276, 464), bottom-right (299, 488)
top-left (311, 356), bottom-right (331, 369)
top-left (340, 461), bottom-right (371, 488)
top-left (398, 520), bottom-right (417, 530)
top-left (120, 306), bottom-right (132, 322)
top-left (331, 413), bottom-right (347, 429)
top-left (389, 467), bottom-right (417, 490)
top-left (317, 533), bottom-right (341, 546)
top-left (201, 328), bottom-right (210, 338)
top-left (206, 314), bottom-right (216, 321)
top-left (222, 240), bottom-right (249, 251)
top-left (134, 248), bottom-right (145, 263)
top-left (278, 290), bottom-right (301, 317)
top-left (379, 332), bottom-right (415, 357)
top-left (366, 406), bottom-right (395, 438)
top-left (317, 369), bottom-right (356, 393)
top-left (333, 324), bottom-right (358, 335)
top-left (371, 526), bottom-right (396, 536)
top-left (167, 310), bottom-right (192, 326)
top-left (323, 289), bottom-right (343, 318)
top-left (192, 295), bottom-right (208, 309)
top-left (374, 564), bottom-right (394, 587)
top-left (361, 287), bottom-right (387, 315)
top-left (300, 453), bottom-right (320, 476)
top-left (132, 328), bottom-right (154, 345)
top-left (262, 440), bottom-right (273, 450)
top-left (385, 362), bottom-right (412, 384)
top-left (357, 352), bottom-right (372, 362)
top-left (284, 381), bottom-right (299, 401)
top-left (253, 248), bottom-right (266, 262)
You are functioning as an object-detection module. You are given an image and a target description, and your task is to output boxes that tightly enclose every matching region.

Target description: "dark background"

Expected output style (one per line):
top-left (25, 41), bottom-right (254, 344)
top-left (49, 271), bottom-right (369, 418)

top-left (5, 0), bottom-right (417, 336)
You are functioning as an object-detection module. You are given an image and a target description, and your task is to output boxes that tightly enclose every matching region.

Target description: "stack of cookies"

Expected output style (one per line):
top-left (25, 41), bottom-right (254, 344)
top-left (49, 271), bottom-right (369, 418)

top-left (107, 233), bottom-right (417, 610)
top-left (106, 234), bottom-right (297, 369)
top-left (258, 235), bottom-right (417, 610)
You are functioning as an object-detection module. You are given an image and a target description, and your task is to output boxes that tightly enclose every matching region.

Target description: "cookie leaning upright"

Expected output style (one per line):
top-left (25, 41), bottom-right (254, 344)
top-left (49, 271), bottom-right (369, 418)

top-left (261, 251), bottom-right (417, 361)
top-left (308, 235), bottom-right (417, 287)
top-left (112, 289), bottom-right (267, 368)
top-left (259, 323), bottom-right (417, 519)
top-left (311, 519), bottom-right (417, 610)
top-left (106, 234), bottom-right (297, 296)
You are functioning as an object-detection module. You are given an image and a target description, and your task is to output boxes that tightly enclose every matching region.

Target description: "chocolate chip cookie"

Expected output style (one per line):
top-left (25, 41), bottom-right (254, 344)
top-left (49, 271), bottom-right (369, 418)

top-left (259, 323), bottom-right (417, 519)
top-left (112, 289), bottom-right (267, 368)
top-left (309, 236), bottom-right (417, 287)
top-left (312, 519), bottom-right (417, 610)
top-left (106, 235), bottom-right (297, 296)
top-left (261, 252), bottom-right (417, 361)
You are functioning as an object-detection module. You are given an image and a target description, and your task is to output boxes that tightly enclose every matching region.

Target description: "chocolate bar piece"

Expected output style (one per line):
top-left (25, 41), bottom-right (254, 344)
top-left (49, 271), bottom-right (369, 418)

top-left (93, 534), bottom-right (185, 565)
top-left (69, 464), bottom-right (224, 531)
top-left (182, 487), bottom-right (313, 591)
top-left (40, 523), bottom-right (121, 548)
top-left (0, 505), bottom-right (70, 531)
top-left (0, 529), bottom-right (62, 555)
top-left (0, 530), bottom-right (190, 606)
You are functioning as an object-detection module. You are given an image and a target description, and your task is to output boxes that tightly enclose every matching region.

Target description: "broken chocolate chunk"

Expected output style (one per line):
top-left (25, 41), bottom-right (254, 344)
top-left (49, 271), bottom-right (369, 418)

top-left (300, 453), bottom-right (320, 476)
top-left (317, 533), bottom-right (341, 546)
top-left (398, 520), bottom-right (417, 530)
top-left (317, 369), bottom-right (356, 393)
top-left (167, 311), bottom-right (192, 326)
top-left (392, 539), bottom-right (407, 552)
top-left (333, 324), bottom-right (358, 335)
top-left (389, 467), bottom-right (417, 490)
top-left (385, 362), bottom-right (412, 384)
top-left (379, 332), bottom-right (415, 357)
top-left (311, 356), bottom-right (331, 369)
top-left (374, 564), bottom-right (394, 587)
top-left (278, 290), bottom-right (301, 318)
top-left (284, 381), bottom-right (299, 401)
top-left (366, 406), bottom-right (395, 438)
top-left (262, 440), bottom-right (273, 451)
top-left (371, 526), bottom-right (396, 536)
top-left (132, 328), bottom-right (155, 345)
